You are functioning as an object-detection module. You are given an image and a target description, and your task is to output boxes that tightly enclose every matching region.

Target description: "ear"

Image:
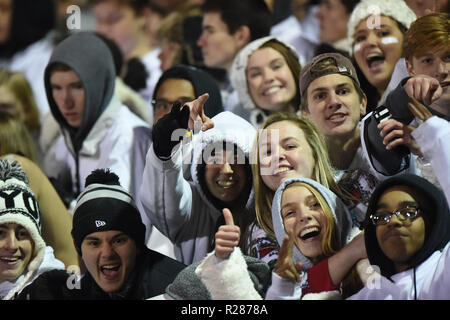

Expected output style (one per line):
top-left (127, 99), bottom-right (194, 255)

top-left (233, 25), bottom-right (251, 49)
top-left (360, 92), bottom-right (367, 117)
top-left (405, 59), bottom-right (416, 76)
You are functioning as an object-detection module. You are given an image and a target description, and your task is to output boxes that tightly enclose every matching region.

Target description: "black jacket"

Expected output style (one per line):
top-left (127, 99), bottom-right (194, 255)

top-left (17, 248), bottom-right (185, 300)
top-left (363, 77), bottom-right (450, 176)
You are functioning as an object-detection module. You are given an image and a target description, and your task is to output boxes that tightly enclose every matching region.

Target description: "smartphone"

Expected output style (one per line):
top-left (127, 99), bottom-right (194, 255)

top-left (373, 106), bottom-right (392, 124)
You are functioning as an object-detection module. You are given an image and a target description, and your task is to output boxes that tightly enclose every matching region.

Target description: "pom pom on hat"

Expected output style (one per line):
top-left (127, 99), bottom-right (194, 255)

top-left (71, 169), bottom-right (146, 254)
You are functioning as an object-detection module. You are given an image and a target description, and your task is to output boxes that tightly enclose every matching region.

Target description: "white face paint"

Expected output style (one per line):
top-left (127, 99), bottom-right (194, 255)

top-left (353, 43), bottom-right (362, 53)
top-left (381, 36), bottom-right (399, 45)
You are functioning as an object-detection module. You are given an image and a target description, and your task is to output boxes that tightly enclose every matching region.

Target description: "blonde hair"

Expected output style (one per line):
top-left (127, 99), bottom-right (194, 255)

top-left (252, 112), bottom-right (346, 238)
top-left (0, 112), bottom-right (39, 163)
top-left (0, 70), bottom-right (41, 134)
top-left (284, 181), bottom-right (338, 263)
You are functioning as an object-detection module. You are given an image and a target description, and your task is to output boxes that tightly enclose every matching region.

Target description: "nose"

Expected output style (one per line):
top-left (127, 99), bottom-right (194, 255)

top-left (99, 242), bottom-right (116, 259)
top-left (326, 91), bottom-right (342, 109)
top-left (220, 161), bottom-right (234, 174)
top-left (2, 231), bottom-right (19, 251)
top-left (363, 31), bottom-right (379, 47)
top-left (197, 32), bottom-right (206, 48)
top-left (295, 209), bottom-right (312, 224)
top-left (435, 59), bottom-right (449, 82)
top-left (263, 68), bottom-right (276, 83)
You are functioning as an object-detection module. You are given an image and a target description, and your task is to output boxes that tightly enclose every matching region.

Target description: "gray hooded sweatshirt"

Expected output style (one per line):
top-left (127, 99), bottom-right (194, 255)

top-left (43, 32), bottom-right (148, 197)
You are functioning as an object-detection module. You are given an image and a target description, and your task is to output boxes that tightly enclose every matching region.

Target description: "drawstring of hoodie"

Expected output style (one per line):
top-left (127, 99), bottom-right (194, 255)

top-left (413, 267), bottom-right (417, 300)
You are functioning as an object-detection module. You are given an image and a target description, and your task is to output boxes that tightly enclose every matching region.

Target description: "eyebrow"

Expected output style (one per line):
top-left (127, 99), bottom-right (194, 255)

top-left (376, 201), bottom-right (419, 210)
top-left (355, 24), bottom-right (392, 33)
top-left (247, 58), bottom-right (284, 71)
top-left (281, 195), bottom-right (317, 210)
top-left (310, 83), bottom-right (352, 94)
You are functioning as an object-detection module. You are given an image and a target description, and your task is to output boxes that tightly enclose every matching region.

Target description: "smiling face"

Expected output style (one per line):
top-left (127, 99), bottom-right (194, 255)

top-left (259, 121), bottom-right (315, 192)
top-left (246, 47), bottom-right (297, 112)
top-left (375, 186), bottom-right (426, 273)
top-left (0, 223), bottom-right (34, 283)
top-left (50, 70), bottom-right (85, 128)
top-left (303, 73), bottom-right (366, 139)
top-left (204, 147), bottom-right (248, 204)
top-left (352, 15), bottom-right (405, 94)
top-left (281, 185), bottom-right (328, 260)
top-left (81, 230), bottom-right (139, 293)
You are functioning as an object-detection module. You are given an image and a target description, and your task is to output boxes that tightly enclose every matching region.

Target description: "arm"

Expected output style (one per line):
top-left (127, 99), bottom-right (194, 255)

top-left (2, 154), bottom-right (79, 268)
top-left (328, 232), bottom-right (367, 286)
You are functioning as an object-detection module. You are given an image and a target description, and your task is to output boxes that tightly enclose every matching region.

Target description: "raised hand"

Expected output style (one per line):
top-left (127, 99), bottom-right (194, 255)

top-left (273, 229), bottom-right (302, 283)
top-left (403, 75), bottom-right (442, 106)
top-left (215, 208), bottom-right (241, 259)
top-left (182, 93), bottom-right (214, 132)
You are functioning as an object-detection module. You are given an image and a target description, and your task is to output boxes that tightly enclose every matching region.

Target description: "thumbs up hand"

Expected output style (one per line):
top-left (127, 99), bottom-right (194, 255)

top-left (215, 208), bottom-right (241, 259)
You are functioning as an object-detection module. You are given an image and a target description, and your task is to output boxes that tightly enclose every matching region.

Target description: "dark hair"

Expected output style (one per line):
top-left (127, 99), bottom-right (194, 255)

top-left (201, 0), bottom-right (272, 41)
top-left (341, 0), bottom-right (361, 14)
top-left (0, 0), bottom-right (55, 58)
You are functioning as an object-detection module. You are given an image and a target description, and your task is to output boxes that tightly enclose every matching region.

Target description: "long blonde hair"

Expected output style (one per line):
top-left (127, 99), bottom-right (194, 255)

top-left (252, 112), bottom-right (346, 238)
top-left (0, 70), bottom-right (41, 134)
top-left (284, 181), bottom-right (339, 263)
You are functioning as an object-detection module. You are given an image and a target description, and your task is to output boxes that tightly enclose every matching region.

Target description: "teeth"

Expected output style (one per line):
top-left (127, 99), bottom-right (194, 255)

top-left (329, 114), bottom-right (345, 120)
top-left (0, 257), bottom-right (19, 262)
top-left (275, 167), bottom-right (291, 174)
top-left (300, 227), bottom-right (320, 238)
top-left (217, 181), bottom-right (235, 187)
top-left (102, 265), bottom-right (119, 270)
top-left (264, 87), bottom-right (281, 95)
top-left (366, 53), bottom-right (383, 59)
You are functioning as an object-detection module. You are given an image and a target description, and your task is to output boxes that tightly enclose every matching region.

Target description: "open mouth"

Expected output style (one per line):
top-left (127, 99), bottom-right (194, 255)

top-left (441, 81), bottom-right (450, 89)
top-left (327, 113), bottom-right (347, 122)
top-left (100, 264), bottom-right (120, 279)
top-left (299, 226), bottom-right (321, 241)
top-left (366, 53), bottom-right (385, 71)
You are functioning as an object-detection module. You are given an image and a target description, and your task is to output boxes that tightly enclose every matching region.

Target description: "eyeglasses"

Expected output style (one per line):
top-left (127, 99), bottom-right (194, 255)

top-left (370, 206), bottom-right (420, 226)
top-left (151, 97), bottom-right (194, 111)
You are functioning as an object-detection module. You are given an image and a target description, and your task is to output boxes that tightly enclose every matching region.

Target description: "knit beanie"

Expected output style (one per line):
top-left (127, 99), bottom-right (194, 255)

top-left (347, 0), bottom-right (417, 55)
top-left (71, 169), bottom-right (146, 254)
top-left (0, 160), bottom-right (46, 300)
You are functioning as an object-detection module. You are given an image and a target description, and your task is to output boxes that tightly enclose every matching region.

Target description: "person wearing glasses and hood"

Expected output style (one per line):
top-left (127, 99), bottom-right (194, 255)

top-left (348, 174), bottom-right (450, 300)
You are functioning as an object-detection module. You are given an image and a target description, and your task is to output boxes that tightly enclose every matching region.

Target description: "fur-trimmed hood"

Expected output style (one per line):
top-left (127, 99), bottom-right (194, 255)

top-left (190, 112), bottom-right (256, 211)
top-left (230, 36), bottom-right (300, 127)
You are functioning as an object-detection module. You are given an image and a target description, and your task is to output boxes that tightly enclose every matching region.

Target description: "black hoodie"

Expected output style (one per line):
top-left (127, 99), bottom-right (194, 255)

top-left (364, 174), bottom-right (450, 279)
top-left (152, 64), bottom-right (224, 118)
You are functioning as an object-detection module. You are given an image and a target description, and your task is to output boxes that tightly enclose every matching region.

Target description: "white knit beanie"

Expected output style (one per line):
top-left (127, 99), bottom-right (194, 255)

top-left (0, 160), bottom-right (45, 300)
top-left (347, 0), bottom-right (417, 55)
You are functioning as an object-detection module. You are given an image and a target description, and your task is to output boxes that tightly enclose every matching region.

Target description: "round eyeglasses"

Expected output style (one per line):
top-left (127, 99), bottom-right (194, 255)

top-left (370, 206), bottom-right (420, 226)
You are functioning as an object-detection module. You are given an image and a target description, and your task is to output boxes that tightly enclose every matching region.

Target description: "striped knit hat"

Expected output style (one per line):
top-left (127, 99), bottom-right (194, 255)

top-left (71, 169), bottom-right (145, 253)
top-left (0, 160), bottom-right (46, 300)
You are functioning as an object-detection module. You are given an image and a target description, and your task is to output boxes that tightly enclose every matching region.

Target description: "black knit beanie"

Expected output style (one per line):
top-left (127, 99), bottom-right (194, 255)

top-left (71, 169), bottom-right (145, 254)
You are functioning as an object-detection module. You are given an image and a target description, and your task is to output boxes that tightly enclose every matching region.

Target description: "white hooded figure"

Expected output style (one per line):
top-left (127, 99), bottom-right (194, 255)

top-left (0, 160), bottom-right (64, 300)
top-left (229, 36), bottom-right (302, 128)
top-left (140, 111), bottom-right (260, 265)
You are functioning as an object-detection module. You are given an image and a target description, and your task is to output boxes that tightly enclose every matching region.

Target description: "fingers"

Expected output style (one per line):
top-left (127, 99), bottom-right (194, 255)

top-left (404, 76), bottom-right (441, 105)
top-left (409, 96), bottom-right (433, 120)
top-left (215, 224), bottom-right (240, 259)
top-left (223, 208), bottom-right (234, 226)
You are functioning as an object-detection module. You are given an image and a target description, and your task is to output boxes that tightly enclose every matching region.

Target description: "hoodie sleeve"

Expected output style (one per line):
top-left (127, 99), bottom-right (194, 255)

top-left (411, 116), bottom-right (450, 205)
top-left (139, 144), bottom-right (194, 242)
